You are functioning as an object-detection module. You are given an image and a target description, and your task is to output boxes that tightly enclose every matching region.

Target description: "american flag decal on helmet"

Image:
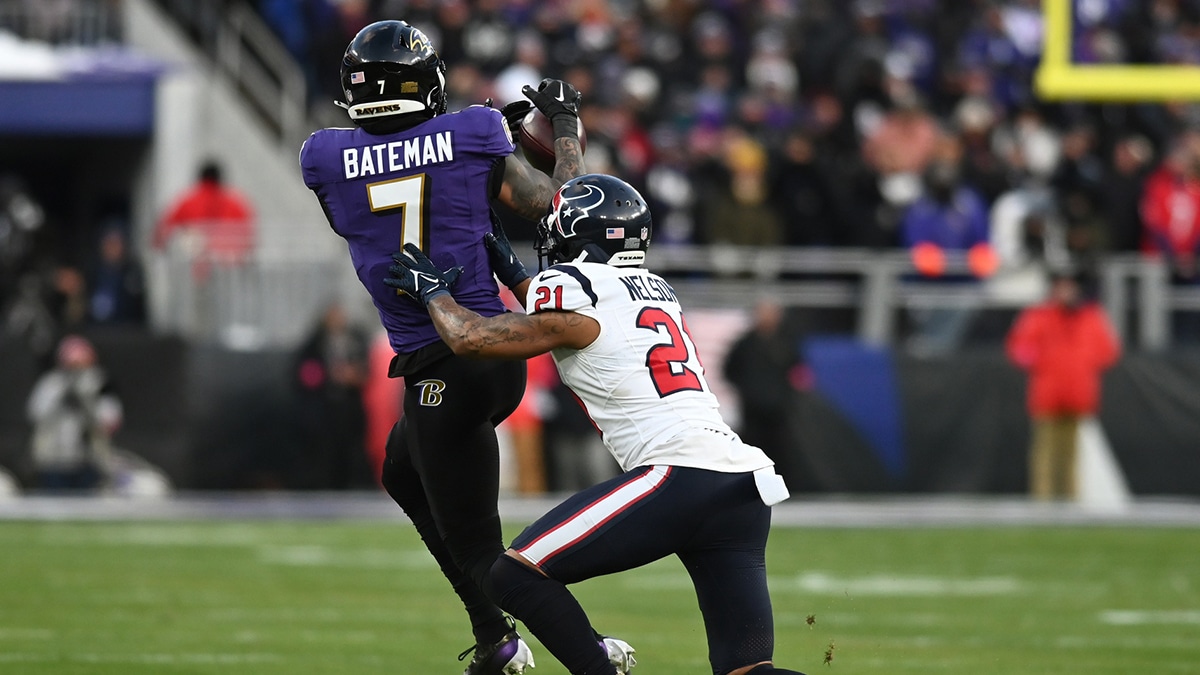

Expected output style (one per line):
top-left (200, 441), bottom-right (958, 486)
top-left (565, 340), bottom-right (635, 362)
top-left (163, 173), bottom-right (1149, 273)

top-left (350, 71), bottom-right (365, 84)
top-left (606, 227), bottom-right (624, 239)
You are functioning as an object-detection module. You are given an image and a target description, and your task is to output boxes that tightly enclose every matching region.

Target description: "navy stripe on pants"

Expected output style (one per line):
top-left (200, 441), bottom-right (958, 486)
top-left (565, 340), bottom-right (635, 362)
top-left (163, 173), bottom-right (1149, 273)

top-left (510, 465), bottom-right (777, 674)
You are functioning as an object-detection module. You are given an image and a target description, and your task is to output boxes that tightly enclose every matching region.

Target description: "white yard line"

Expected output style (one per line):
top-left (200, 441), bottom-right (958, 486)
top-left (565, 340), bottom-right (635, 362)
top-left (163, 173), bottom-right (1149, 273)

top-left (1098, 610), bottom-right (1200, 626)
top-left (0, 652), bottom-right (283, 664)
top-left (1, 493), bottom-right (1199, 527)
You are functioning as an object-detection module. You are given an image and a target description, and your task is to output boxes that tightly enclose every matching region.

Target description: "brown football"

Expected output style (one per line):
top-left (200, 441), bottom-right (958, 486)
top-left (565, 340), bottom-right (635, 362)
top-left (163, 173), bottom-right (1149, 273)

top-left (516, 108), bottom-right (587, 176)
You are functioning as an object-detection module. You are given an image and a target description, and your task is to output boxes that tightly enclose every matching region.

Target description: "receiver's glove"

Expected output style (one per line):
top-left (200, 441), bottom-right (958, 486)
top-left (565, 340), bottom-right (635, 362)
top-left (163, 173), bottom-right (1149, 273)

top-left (483, 221), bottom-right (530, 289)
top-left (384, 243), bottom-right (463, 307)
top-left (499, 100), bottom-right (534, 137)
top-left (521, 78), bottom-right (581, 138)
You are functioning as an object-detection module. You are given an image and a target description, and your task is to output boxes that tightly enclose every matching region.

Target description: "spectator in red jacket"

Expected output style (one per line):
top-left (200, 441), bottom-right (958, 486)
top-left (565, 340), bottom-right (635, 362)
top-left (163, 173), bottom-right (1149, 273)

top-left (153, 161), bottom-right (256, 275)
top-left (1006, 268), bottom-right (1121, 501)
top-left (1139, 130), bottom-right (1200, 283)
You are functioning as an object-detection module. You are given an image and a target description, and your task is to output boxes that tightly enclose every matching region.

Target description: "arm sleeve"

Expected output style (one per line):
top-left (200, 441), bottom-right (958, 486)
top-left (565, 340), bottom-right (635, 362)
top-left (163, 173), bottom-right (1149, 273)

top-left (1005, 310), bottom-right (1040, 369)
top-left (26, 375), bottom-right (65, 422)
top-left (298, 132), bottom-right (324, 189)
top-left (466, 105), bottom-right (517, 158)
top-left (1090, 309), bottom-right (1122, 369)
top-left (1139, 172), bottom-right (1176, 254)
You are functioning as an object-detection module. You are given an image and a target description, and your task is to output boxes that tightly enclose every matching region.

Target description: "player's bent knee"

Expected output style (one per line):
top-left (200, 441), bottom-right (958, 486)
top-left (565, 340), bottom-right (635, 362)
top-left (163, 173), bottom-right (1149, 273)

top-left (433, 523), bottom-right (500, 592)
top-left (485, 552), bottom-right (533, 597)
top-left (484, 553), bottom-right (549, 613)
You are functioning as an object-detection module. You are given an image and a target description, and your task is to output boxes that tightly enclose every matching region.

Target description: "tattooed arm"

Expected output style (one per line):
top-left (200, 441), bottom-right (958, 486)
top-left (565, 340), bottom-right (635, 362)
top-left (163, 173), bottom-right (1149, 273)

top-left (549, 135), bottom-right (586, 185)
top-left (497, 156), bottom-right (556, 221)
top-left (425, 293), bottom-right (599, 360)
top-left (497, 137), bottom-right (586, 221)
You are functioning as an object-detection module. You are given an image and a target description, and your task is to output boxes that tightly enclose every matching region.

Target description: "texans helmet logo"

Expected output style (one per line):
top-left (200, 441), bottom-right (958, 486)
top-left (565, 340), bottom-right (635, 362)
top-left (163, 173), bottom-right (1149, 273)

top-left (551, 183), bottom-right (606, 239)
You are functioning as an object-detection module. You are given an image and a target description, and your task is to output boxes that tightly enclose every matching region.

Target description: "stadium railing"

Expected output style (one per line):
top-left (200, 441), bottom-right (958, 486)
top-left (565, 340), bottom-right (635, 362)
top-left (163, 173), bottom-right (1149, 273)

top-left (0, 0), bottom-right (119, 45)
top-left (146, 239), bottom-right (1200, 352)
top-left (149, 0), bottom-right (309, 147)
top-left (147, 235), bottom-right (348, 349)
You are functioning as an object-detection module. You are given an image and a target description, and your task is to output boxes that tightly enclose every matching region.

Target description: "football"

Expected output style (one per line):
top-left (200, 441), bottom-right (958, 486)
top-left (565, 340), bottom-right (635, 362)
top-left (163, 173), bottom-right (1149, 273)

top-left (516, 108), bottom-right (587, 176)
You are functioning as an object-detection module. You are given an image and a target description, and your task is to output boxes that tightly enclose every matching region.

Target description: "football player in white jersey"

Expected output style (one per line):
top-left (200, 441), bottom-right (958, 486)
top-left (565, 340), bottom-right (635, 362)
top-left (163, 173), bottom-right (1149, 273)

top-left (386, 174), bottom-right (803, 675)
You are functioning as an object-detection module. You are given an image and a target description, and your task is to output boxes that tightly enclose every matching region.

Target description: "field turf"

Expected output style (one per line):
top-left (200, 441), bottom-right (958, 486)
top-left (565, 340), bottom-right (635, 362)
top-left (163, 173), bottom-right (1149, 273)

top-left (1, 519), bottom-right (1197, 674)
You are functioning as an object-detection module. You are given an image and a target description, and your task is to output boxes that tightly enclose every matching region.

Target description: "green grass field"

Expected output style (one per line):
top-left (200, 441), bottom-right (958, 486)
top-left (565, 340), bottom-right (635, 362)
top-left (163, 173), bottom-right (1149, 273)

top-left (1, 519), bottom-right (1198, 674)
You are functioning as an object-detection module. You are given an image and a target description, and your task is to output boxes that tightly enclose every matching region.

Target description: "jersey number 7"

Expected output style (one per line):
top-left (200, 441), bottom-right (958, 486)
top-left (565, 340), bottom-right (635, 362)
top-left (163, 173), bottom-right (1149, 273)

top-left (366, 173), bottom-right (429, 250)
top-left (637, 307), bottom-right (704, 397)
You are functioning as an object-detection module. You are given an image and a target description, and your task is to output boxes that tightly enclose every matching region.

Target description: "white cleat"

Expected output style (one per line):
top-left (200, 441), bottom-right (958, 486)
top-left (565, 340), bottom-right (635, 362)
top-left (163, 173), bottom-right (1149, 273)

top-left (601, 636), bottom-right (637, 674)
top-left (460, 629), bottom-right (535, 675)
top-left (501, 637), bottom-right (535, 675)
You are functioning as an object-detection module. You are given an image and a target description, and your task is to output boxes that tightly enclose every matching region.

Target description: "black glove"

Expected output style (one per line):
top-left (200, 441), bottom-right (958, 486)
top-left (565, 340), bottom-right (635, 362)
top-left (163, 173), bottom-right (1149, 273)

top-left (383, 243), bottom-right (464, 307)
top-left (521, 78), bottom-right (581, 139)
top-left (499, 100), bottom-right (533, 137)
top-left (484, 221), bottom-right (530, 289)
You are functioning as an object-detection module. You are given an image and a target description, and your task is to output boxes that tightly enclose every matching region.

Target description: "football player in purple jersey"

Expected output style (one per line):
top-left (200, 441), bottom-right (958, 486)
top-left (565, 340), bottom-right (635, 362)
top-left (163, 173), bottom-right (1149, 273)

top-left (386, 174), bottom-right (805, 675)
top-left (299, 20), bottom-right (590, 675)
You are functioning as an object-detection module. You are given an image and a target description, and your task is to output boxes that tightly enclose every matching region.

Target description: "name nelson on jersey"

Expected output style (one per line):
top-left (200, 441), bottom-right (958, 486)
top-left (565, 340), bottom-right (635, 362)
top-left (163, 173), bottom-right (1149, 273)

top-left (620, 274), bottom-right (678, 304)
top-left (342, 130), bottom-right (453, 179)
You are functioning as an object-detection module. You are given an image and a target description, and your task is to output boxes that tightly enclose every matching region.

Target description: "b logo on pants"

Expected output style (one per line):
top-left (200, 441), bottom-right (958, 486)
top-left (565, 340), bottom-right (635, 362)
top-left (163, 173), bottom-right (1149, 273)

top-left (415, 379), bottom-right (446, 407)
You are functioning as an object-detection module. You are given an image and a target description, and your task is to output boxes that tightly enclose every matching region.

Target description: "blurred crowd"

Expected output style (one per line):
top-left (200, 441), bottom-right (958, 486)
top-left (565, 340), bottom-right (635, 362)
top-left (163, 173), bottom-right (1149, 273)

top-left (258, 0), bottom-right (1200, 282)
top-left (1, 173), bottom-right (145, 371)
top-left (7, 0), bottom-right (1200, 493)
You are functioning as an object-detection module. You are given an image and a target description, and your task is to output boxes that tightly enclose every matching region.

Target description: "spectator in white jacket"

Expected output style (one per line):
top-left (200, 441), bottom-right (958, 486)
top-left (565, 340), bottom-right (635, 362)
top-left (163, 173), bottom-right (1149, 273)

top-left (26, 335), bottom-right (121, 490)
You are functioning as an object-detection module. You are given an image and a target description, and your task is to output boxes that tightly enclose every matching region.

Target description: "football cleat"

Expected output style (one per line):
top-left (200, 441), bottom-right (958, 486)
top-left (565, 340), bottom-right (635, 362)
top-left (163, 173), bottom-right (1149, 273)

top-left (600, 636), bottom-right (637, 674)
top-left (458, 627), bottom-right (535, 675)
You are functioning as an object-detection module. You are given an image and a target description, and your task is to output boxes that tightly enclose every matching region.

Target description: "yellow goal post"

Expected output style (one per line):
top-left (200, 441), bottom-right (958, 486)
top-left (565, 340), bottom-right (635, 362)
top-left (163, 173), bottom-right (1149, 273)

top-left (1035, 0), bottom-right (1200, 101)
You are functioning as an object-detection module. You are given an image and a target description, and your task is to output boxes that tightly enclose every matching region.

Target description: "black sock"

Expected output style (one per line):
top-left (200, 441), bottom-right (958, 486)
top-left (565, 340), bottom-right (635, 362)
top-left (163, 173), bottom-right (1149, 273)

top-left (485, 555), bottom-right (614, 675)
top-left (745, 665), bottom-right (807, 675)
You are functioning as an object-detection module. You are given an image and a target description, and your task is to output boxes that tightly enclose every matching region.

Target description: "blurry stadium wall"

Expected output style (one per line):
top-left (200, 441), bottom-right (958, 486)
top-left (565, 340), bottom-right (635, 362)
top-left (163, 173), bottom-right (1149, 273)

top-left (3, 332), bottom-right (1199, 496)
top-left (796, 346), bottom-right (1200, 497)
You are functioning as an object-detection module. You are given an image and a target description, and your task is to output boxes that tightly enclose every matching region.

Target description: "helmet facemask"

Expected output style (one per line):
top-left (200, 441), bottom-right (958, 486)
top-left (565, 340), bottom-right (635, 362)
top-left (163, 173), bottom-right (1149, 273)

top-left (534, 211), bottom-right (567, 272)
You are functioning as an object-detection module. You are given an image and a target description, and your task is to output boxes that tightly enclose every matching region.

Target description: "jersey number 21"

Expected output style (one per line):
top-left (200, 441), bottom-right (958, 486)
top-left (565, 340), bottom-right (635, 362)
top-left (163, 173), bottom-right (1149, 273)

top-left (637, 307), bottom-right (704, 397)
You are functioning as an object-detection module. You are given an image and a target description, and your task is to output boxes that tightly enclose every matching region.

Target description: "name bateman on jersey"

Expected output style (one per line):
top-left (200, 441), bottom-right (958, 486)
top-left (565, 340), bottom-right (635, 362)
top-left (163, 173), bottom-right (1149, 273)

top-left (620, 274), bottom-right (678, 304)
top-left (342, 131), bottom-right (454, 180)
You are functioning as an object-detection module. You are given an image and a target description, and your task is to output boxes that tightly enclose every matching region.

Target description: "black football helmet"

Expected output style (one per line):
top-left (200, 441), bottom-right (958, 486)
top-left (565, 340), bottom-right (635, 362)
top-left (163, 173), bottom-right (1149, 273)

top-left (535, 174), bottom-right (653, 269)
top-left (338, 20), bottom-right (447, 125)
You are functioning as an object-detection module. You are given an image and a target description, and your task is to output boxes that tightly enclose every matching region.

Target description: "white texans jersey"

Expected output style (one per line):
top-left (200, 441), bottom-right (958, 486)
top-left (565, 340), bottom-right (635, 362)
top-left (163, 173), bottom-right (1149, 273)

top-left (526, 262), bottom-right (774, 474)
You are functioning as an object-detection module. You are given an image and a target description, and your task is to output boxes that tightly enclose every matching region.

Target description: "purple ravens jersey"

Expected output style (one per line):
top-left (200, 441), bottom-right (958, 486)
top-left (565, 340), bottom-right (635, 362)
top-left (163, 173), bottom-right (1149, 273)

top-left (299, 105), bottom-right (516, 353)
